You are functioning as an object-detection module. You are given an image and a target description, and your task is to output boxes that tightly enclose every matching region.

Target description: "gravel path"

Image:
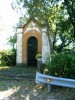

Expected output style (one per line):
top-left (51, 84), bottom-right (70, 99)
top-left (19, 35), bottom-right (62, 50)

top-left (0, 79), bottom-right (75, 100)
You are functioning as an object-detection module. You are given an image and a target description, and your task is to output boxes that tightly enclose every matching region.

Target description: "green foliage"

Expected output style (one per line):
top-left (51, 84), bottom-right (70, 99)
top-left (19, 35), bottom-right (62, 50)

top-left (8, 34), bottom-right (17, 50)
top-left (12, 0), bottom-right (75, 52)
top-left (35, 53), bottom-right (42, 59)
top-left (0, 50), bottom-right (16, 66)
top-left (46, 50), bottom-right (75, 79)
top-left (0, 66), bottom-right (36, 78)
top-left (63, 0), bottom-right (75, 39)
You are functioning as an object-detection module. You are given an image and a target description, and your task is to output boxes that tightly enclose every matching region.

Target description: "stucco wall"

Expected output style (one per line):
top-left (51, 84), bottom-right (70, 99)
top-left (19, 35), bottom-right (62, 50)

top-left (42, 29), bottom-right (50, 63)
top-left (16, 28), bottom-right (22, 64)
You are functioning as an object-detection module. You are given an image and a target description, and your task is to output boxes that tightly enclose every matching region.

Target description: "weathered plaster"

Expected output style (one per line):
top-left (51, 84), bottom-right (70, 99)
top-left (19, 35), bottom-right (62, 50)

top-left (16, 29), bottom-right (22, 64)
top-left (23, 21), bottom-right (41, 34)
top-left (42, 28), bottom-right (50, 63)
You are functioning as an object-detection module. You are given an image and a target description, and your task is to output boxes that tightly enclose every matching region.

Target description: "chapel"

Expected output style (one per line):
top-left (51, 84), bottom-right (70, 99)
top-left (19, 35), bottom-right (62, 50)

top-left (16, 17), bottom-right (50, 66)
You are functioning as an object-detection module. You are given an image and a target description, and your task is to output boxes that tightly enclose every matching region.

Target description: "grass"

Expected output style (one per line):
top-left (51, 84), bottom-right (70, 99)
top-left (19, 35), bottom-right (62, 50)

top-left (0, 66), bottom-right (75, 99)
top-left (0, 66), bottom-right (37, 78)
top-left (0, 79), bottom-right (75, 100)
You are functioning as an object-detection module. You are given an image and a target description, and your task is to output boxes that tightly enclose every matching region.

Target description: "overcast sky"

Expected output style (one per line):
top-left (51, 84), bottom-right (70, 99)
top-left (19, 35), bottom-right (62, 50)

top-left (0, 0), bottom-right (19, 50)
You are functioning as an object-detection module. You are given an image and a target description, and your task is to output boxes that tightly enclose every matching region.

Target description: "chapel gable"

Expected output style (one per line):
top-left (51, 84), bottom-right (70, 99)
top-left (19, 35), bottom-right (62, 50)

top-left (22, 17), bottom-right (41, 33)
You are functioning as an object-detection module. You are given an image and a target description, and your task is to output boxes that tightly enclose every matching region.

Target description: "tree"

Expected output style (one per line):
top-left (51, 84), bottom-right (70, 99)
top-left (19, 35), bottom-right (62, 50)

top-left (53, 20), bottom-right (73, 52)
top-left (52, 6), bottom-right (73, 52)
top-left (12, 0), bottom-right (59, 53)
top-left (63, 0), bottom-right (75, 39)
top-left (12, 0), bottom-right (74, 52)
top-left (8, 34), bottom-right (17, 50)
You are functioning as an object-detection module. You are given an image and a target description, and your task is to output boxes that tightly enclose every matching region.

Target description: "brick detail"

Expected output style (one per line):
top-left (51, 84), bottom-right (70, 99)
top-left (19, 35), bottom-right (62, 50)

top-left (22, 30), bottom-right (42, 64)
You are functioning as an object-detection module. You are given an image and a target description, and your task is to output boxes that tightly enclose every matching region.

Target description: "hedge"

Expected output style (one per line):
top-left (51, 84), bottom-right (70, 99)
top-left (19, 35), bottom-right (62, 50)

top-left (0, 50), bottom-right (16, 66)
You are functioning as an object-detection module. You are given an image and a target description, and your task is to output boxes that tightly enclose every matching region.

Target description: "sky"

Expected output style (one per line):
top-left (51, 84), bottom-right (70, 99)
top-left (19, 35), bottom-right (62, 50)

top-left (0, 0), bottom-right (19, 50)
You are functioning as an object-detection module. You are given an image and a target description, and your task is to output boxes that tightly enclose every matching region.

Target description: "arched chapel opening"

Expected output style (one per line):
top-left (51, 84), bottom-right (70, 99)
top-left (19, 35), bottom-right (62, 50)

top-left (22, 29), bottom-right (42, 66)
top-left (27, 36), bottom-right (38, 66)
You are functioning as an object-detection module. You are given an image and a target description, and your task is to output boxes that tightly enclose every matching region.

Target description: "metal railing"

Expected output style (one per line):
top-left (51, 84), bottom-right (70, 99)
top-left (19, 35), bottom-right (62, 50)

top-left (35, 72), bottom-right (75, 92)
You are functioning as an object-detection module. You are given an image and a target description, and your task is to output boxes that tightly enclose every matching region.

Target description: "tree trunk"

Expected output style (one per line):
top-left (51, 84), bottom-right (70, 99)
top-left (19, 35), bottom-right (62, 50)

top-left (12, 43), bottom-right (15, 50)
top-left (74, 25), bottom-right (75, 40)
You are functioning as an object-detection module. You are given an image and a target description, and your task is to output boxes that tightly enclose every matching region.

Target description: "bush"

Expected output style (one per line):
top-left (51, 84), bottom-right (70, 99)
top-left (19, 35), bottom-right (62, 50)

top-left (0, 50), bottom-right (16, 66)
top-left (35, 53), bottom-right (42, 59)
top-left (46, 51), bottom-right (75, 79)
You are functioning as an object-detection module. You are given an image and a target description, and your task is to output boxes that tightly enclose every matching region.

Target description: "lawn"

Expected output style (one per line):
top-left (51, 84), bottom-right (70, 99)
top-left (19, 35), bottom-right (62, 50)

top-left (0, 79), bottom-right (75, 100)
top-left (0, 66), bottom-right (36, 78)
top-left (0, 66), bottom-right (75, 100)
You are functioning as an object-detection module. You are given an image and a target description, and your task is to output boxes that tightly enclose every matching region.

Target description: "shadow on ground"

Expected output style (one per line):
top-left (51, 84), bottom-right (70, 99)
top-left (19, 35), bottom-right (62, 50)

top-left (0, 66), bottom-right (75, 100)
top-left (0, 79), bottom-right (75, 100)
top-left (0, 66), bottom-right (37, 78)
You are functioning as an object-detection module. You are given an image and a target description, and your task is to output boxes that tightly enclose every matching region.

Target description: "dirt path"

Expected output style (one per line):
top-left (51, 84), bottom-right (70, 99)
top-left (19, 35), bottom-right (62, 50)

top-left (0, 79), bottom-right (75, 100)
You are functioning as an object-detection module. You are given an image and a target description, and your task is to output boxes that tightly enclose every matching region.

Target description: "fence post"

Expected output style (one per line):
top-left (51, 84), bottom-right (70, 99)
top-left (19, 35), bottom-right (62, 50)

top-left (37, 58), bottom-right (43, 73)
top-left (47, 84), bottom-right (51, 92)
